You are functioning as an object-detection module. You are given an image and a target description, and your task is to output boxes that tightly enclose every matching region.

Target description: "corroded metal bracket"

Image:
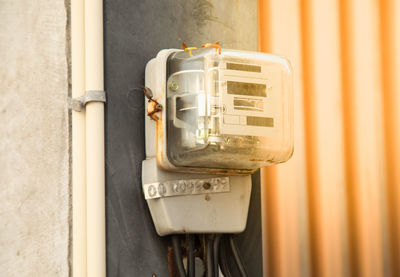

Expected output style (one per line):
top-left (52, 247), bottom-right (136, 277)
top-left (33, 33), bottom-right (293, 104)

top-left (146, 100), bottom-right (162, 121)
top-left (142, 86), bottom-right (163, 121)
top-left (69, 90), bottom-right (107, 112)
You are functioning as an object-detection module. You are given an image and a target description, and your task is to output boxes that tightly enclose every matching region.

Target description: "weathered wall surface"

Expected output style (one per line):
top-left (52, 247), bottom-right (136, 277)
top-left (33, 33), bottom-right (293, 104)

top-left (0, 0), bottom-right (70, 276)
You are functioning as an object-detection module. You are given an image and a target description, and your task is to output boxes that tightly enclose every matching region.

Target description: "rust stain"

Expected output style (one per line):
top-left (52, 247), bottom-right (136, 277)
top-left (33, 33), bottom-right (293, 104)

top-left (168, 247), bottom-right (178, 277)
top-left (156, 112), bottom-right (164, 166)
top-left (249, 158), bottom-right (264, 162)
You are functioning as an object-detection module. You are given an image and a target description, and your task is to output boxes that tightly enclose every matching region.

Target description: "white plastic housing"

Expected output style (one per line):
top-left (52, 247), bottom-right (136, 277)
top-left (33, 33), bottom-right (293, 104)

top-left (142, 159), bottom-right (251, 236)
top-left (145, 48), bottom-right (293, 174)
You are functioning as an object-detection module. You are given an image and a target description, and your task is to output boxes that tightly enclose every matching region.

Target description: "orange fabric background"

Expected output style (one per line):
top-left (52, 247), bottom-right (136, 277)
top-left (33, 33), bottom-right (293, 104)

top-left (258, 0), bottom-right (400, 276)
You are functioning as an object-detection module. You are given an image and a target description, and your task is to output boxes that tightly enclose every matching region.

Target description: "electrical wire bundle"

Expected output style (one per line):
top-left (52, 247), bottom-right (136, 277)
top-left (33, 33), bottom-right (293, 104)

top-left (171, 234), bottom-right (247, 277)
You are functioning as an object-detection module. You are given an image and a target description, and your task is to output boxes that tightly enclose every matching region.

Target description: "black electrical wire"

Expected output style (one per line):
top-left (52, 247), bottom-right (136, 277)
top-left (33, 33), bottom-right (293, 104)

top-left (187, 234), bottom-right (195, 277)
top-left (229, 235), bottom-right (248, 277)
top-left (218, 235), bottom-right (233, 277)
top-left (206, 235), bottom-right (215, 277)
top-left (213, 234), bottom-right (222, 276)
top-left (171, 235), bottom-right (186, 277)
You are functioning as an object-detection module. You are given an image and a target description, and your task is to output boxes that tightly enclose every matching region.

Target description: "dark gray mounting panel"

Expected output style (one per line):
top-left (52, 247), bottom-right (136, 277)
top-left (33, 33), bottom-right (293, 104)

top-left (104, 1), bottom-right (262, 276)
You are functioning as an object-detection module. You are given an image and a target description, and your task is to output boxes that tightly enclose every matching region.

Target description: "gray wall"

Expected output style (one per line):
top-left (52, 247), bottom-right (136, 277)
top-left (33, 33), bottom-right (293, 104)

top-left (104, 0), bottom-right (262, 276)
top-left (0, 0), bottom-right (70, 276)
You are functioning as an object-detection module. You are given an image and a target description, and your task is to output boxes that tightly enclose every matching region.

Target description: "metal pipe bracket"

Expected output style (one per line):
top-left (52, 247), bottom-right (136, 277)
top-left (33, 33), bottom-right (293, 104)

top-left (69, 90), bottom-right (107, 112)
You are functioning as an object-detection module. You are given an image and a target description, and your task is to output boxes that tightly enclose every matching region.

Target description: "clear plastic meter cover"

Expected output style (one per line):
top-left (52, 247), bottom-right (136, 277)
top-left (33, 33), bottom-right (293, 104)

top-left (166, 47), bottom-right (293, 171)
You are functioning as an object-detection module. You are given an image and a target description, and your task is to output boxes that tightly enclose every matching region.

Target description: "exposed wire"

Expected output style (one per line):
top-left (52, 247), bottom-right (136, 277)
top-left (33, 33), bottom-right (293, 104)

top-left (206, 235), bottom-right (215, 277)
top-left (187, 234), bottom-right (195, 277)
top-left (171, 235), bottom-right (186, 277)
top-left (213, 234), bottom-right (222, 276)
top-left (229, 235), bottom-right (248, 277)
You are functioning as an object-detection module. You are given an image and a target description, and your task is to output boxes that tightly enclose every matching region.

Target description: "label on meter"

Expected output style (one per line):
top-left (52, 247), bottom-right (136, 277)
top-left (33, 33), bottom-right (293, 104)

top-left (219, 64), bottom-right (282, 138)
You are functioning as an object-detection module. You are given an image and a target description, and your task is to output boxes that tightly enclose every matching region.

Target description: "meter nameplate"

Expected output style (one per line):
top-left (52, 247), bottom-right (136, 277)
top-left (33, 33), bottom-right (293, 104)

top-left (143, 177), bottom-right (230, 200)
top-left (219, 64), bottom-right (283, 138)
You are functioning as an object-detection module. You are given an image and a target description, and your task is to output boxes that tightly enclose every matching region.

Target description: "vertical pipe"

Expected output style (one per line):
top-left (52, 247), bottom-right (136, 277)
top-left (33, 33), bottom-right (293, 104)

top-left (85, 0), bottom-right (106, 276)
top-left (71, 0), bottom-right (87, 276)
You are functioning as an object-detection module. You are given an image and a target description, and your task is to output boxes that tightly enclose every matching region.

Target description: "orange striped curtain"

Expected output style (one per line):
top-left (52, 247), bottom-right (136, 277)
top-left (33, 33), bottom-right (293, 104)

top-left (258, 0), bottom-right (400, 276)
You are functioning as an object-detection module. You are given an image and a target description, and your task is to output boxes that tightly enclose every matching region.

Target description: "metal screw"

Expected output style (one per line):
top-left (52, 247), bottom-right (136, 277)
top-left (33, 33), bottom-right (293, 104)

top-left (142, 86), bottom-right (153, 100)
top-left (203, 182), bottom-right (211, 190)
top-left (169, 82), bottom-right (179, 91)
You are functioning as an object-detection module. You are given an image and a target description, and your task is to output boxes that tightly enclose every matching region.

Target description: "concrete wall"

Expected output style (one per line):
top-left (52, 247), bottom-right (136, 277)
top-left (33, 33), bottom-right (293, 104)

top-left (0, 0), bottom-right (70, 276)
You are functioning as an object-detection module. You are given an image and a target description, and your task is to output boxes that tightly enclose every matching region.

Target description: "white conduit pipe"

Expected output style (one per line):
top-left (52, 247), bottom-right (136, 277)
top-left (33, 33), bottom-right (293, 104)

top-left (72, 0), bottom-right (106, 276)
top-left (71, 0), bottom-right (87, 276)
top-left (84, 0), bottom-right (106, 276)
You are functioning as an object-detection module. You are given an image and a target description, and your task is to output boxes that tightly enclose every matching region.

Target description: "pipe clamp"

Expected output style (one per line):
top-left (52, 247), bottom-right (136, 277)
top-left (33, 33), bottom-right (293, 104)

top-left (69, 90), bottom-right (107, 112)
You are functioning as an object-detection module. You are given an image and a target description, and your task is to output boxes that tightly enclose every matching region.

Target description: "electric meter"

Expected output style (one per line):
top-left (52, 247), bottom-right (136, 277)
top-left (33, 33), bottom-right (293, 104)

top-left (142, 46), bottom-right (293, 236)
